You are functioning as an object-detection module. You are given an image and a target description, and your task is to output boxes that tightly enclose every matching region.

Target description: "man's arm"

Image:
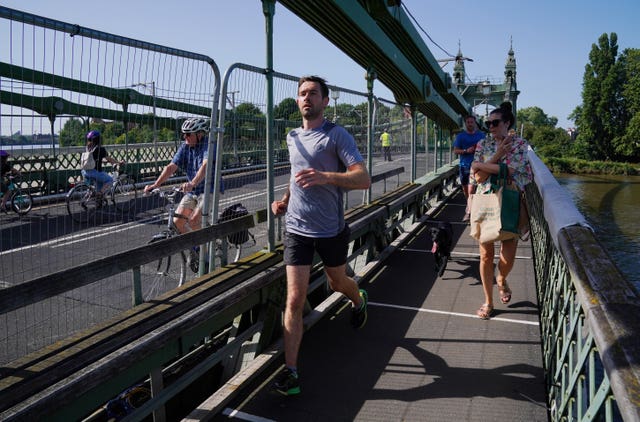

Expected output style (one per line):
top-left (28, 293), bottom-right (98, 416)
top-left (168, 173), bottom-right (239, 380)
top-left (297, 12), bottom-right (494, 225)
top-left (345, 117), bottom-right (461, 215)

top-left (144, 162), bottom-right (179, 192)
top-left (182, 159), bottom-right (208, 192)
top-left (294, 162), bottom-right (371, 190)
top-left (271, 185), bottom-right (290, 216)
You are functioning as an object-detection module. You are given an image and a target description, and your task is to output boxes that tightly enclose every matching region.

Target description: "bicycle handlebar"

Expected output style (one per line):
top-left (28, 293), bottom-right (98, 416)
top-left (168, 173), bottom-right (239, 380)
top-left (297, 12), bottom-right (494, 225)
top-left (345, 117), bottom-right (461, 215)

top-left (148, 186), bottom-right (182, 199)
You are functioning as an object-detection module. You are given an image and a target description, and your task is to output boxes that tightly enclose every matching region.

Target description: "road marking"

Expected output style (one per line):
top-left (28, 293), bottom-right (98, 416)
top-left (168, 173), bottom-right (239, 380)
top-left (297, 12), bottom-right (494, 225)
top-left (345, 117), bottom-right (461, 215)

top-left (222, 408), bottom-right (275, 422)
top-left (368, 301), bottom-right (539, 326)
top-left (1, 185), bottom-right (287, 254)
top-left (401, 248), bottom-right (531, 260)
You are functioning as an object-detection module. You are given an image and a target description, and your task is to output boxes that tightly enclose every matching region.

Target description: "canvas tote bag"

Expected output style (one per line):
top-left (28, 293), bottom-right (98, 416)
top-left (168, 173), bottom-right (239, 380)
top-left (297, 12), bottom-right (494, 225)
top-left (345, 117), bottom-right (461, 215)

top-left (470, 163), bottom-right (520, 243)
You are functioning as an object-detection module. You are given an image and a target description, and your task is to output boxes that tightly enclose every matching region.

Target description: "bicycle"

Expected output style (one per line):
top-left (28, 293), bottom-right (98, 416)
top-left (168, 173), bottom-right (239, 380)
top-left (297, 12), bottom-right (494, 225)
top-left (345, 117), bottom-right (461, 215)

top-left (0, 175), bottom-right (33, 216)
top-left (66, 164), bottom-right (137, 223)
top-left (143, 188), bottom-right (256, 301)
top-left (144, 187), bottom-right (188, 300)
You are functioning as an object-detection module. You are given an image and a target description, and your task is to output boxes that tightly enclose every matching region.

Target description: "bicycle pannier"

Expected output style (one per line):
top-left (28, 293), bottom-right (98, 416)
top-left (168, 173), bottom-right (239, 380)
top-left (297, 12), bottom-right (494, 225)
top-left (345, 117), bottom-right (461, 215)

top-left (81, 147), bottom-right (97, 170)
top-left (219, 203), bottom-right (250, 245)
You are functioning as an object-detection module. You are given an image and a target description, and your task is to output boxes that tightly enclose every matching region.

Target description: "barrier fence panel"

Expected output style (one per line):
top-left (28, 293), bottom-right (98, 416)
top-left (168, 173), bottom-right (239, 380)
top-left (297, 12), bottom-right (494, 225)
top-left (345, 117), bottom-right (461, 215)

top-left (0, 6), bottom-right (220, 363)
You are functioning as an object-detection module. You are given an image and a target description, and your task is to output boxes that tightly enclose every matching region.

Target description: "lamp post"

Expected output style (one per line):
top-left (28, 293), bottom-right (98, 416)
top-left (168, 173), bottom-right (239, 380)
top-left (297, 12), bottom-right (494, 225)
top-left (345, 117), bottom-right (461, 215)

top-left (351, 107), bottom-right (364, 144)
top-left (133, 81), bottom-right (158, 166)
top-left (330, 89), bottom-right (340, 122)
top-left (227, 90), bottom-right (240, 165)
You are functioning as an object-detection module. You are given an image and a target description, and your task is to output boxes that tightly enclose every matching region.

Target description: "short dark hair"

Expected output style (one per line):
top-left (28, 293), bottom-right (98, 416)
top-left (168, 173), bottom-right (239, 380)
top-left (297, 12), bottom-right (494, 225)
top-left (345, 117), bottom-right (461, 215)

top-left (298, 75), bottom-right (329, 99)
top-left (464, 114), bottom-right (477, 123)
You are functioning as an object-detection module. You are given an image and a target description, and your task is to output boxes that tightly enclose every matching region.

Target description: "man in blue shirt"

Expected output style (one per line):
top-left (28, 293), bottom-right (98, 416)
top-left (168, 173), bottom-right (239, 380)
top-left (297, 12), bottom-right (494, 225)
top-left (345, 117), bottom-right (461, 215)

top-left (144, 117), bottom-right (215, 234)
top-left (453, 115), bottom-right (485, 222)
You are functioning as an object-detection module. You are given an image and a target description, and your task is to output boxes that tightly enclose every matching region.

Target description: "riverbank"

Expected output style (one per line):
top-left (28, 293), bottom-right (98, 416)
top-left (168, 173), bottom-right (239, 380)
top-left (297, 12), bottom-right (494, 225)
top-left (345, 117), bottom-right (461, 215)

top-left (543, 156), bottom-right (639, 175)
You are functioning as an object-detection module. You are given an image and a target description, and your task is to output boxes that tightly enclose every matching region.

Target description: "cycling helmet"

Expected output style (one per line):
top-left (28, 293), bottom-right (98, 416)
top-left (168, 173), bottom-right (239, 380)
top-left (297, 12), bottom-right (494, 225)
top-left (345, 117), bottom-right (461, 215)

top-left (0, 150), bottom-right (9, 158)
top-left (86, 130), bottom-right (101, 142)
top-left (181, 118), bottom-right (210, 134)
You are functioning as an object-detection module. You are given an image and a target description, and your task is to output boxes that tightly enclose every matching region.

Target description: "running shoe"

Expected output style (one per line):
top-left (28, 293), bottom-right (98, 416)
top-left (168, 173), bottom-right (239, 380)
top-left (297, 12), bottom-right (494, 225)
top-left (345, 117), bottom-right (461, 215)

top-left (351, 289), bottom-right (368, 329)
top-left (273, 367), bottom-right (300, 396)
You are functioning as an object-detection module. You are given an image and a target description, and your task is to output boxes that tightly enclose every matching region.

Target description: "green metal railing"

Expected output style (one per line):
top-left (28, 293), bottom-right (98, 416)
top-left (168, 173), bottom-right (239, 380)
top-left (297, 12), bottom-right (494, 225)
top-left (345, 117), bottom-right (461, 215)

top-left (526, 153), bottom-right (639, 421)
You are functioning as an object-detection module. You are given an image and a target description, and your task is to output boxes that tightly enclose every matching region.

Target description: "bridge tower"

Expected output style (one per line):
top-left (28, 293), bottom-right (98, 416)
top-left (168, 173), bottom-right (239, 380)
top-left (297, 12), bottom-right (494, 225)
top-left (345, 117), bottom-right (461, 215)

top-left (456, 39), bottom-right (520, 124)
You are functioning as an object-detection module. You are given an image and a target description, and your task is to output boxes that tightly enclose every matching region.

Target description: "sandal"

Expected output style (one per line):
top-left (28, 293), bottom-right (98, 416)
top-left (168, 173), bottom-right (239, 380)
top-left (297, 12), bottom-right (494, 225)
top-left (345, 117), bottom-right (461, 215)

top-left (498, 282), bottom-right (512, 304)
top-left (476, 303), bottom-right (494, 320)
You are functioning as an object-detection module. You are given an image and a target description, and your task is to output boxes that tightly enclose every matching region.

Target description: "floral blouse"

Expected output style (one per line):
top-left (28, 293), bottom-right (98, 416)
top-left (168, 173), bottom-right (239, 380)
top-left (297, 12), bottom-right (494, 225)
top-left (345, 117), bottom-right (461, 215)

top-left (471, 135), bottom-right (533, 192)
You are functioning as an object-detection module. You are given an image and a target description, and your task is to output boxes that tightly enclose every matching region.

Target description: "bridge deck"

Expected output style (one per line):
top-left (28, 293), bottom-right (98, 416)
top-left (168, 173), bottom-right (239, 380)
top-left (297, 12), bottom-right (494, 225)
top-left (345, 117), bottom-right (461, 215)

top-left (213, 192), bottom-right (548, 422)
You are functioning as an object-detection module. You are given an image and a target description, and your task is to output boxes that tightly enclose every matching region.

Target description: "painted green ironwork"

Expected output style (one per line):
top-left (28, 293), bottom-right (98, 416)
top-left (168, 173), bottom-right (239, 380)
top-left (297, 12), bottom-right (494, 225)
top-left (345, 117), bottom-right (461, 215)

top-left (525, 178), bottom-right (637, 421)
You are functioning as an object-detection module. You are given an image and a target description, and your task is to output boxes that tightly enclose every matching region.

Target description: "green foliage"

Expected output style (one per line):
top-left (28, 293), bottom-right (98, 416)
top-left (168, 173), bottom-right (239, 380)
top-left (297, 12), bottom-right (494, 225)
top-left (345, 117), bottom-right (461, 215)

top-left (542, 156), bottom-right (638, 175)
top-left (518, 106), bottom-right (558, 127)
top-left (529, 126), bottom-right (571, 157)
top-left (273, 98), bottom-right (298, 120)
top-left (572, 33), bottom-right (640, 162)
top-left (59, 118), bottom-right (85, 146)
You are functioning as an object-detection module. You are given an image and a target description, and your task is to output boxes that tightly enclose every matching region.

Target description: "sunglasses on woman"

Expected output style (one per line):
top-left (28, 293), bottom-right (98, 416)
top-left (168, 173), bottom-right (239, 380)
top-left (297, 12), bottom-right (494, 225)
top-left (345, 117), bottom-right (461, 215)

top-left (486, 119), bottom-right (503, 128)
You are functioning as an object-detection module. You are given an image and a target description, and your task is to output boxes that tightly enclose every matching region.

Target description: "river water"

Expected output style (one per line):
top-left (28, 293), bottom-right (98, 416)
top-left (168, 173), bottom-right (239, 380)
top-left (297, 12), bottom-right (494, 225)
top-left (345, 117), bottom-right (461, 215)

top-left (555, 173), bottom-right (640, 291)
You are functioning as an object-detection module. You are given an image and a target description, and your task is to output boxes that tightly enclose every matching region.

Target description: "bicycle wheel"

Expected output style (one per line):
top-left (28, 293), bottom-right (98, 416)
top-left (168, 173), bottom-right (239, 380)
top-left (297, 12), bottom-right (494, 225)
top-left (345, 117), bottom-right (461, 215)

top-left (67, 184), bottom-right (97, 223)
top-left (111, 176), bottom-right (137, 212)
top-left (11, 189), bottom-right (33, 215)
top-left (144, 233), bottom-right (187, 301)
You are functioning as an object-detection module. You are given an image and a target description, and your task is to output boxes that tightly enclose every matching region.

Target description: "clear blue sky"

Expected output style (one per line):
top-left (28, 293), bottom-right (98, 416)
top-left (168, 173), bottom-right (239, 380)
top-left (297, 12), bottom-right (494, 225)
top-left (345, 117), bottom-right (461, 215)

top-left (2, 0), bottom-right (639, 129)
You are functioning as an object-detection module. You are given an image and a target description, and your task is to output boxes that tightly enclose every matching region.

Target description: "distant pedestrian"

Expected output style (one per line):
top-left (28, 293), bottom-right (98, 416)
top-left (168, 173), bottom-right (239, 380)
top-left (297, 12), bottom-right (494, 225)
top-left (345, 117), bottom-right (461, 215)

top-left (380, 129), bottom-right (392, 161)
top-left (270, 75), bottom-right (371, 396)
top-left (453, 115), bottom-right (484, 222)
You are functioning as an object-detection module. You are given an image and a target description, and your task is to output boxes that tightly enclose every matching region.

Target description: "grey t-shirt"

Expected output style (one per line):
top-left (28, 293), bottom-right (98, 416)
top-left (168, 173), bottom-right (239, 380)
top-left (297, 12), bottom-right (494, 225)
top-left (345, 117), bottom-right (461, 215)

top-left (285, 121), bottom-right (364, 237)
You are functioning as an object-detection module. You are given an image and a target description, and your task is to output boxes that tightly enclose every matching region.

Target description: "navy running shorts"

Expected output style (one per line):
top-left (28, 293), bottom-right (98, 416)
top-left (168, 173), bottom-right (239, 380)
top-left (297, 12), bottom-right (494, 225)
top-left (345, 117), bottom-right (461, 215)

top-left (283, 225), bottom-right (350, 267)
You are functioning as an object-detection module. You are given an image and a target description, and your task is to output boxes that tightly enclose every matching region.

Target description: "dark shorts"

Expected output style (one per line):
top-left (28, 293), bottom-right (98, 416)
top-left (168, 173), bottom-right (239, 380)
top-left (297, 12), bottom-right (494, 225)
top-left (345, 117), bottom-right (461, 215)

top-left (459, 166), bottom-right (471, 185)
top-left (283, 226), bottom-right (350, 267)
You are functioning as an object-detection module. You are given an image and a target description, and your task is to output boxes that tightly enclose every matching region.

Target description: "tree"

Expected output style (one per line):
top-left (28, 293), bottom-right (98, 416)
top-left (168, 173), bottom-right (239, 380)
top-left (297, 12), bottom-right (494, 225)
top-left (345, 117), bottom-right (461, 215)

top-left (574, 33), bottom-right (625, 161)
top-left (518, 106), bottom-right (558, 128)
top-left (274, 98), bottom-right (297, 120)
top-left (617, 48), bottom-right (640, 161)
top-left (59, 118), bottom-right (85, 146)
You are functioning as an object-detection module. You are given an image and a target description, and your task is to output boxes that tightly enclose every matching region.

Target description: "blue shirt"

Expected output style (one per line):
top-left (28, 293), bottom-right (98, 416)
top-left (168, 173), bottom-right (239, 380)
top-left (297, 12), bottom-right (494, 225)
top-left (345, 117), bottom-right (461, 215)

top-left (285, 121), bottom-right (364, 238)
top-left (454, 130), bottom-right (485, 168)
top-left (172, 137), bottom-right (217, 195)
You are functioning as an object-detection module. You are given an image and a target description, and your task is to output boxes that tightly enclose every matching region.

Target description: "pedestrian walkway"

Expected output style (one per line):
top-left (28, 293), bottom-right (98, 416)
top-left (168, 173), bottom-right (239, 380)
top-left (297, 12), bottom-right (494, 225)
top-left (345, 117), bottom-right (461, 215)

top-left (214, 192), bottom-right (548, 422)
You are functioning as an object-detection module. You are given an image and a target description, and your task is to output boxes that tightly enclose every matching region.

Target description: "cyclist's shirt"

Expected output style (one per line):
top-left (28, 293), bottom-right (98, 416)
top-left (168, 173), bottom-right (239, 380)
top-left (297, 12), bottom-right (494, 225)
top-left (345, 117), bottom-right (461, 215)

top-left (172, 137), bottom-right (218, 195)
top-left (1, 161), bottom-right (11, 177)
top-left (91, 147), bottom-right (110, 172)
top-left (1, 161), bottom-right (10, 192)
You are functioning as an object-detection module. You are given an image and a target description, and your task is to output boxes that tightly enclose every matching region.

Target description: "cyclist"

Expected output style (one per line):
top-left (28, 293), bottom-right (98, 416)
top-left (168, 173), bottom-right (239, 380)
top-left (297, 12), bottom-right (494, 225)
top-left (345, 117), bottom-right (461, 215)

top-left (81, 130), bottom-right (124, 202)
top-left (1, 150), bottom-right (20, 212)
top-left (144, 117), bottom-right (221, 234)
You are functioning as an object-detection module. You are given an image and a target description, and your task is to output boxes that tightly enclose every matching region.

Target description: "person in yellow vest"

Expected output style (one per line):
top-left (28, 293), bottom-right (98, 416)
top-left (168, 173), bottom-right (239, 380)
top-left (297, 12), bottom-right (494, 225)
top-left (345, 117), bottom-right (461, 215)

top-left (380, 129), bottom-right (392, 161)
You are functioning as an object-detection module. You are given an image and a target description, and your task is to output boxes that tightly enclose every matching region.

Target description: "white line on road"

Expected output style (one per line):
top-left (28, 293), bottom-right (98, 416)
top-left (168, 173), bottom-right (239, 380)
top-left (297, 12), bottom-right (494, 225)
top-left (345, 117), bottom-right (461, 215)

top-left (1, 187), bottom-right (289, 254)
top-left (368, 301), bottom-right (539, 326)
top-left (222, 408), bottom-right (275, 422)
top-left (401, 248), bottom-right (531, 260)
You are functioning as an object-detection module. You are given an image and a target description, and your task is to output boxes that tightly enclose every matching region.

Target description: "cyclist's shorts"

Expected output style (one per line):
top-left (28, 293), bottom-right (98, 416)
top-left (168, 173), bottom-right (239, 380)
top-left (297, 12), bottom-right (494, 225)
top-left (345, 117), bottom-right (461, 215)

top-left (178, 192), bottom-right (205, 211)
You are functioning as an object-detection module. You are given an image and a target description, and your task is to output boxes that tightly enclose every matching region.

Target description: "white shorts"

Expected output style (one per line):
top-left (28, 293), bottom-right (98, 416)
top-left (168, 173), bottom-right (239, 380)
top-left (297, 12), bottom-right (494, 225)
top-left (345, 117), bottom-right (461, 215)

top-left (178, 192), bottom-right (205, 211)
